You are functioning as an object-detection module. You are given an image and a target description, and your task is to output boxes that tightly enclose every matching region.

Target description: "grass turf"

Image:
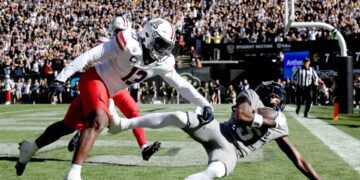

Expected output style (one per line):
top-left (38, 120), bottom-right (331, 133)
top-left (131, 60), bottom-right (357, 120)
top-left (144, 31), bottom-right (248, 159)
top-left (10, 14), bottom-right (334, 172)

top-left (0, 104), bottom-right (359, 180)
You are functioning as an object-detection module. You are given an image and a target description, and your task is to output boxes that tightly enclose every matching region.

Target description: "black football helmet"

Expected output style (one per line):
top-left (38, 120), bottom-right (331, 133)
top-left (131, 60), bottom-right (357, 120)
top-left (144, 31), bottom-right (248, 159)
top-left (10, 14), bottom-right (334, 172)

top-left (255, 81), bottom-right (286, 111)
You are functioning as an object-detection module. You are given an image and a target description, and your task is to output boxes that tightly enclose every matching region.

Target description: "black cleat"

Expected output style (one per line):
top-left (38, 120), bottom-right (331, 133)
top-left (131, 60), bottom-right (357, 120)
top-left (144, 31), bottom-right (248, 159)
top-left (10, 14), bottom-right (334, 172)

top-left (15, 161), bottom-right (26, 176)
top-left (142, 141), bottom-right (161, 161)
top-left (68, 131), bottom-right (81, 152)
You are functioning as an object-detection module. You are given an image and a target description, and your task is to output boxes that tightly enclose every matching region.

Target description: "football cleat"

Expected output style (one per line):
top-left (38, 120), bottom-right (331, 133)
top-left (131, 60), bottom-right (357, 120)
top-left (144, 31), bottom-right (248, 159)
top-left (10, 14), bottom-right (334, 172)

top-left (15, 161), bottom-right (26, 176)
top-left (142, 141), bottom-right (161, 161)
top-left (15, 141), bottom-right (38, 176)
top-left (68, 131), bottom-right (81, 152)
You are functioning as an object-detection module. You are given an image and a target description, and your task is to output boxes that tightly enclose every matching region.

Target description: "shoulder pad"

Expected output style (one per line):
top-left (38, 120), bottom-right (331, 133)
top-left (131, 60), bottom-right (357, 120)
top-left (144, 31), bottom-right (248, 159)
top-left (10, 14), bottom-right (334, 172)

top-left (97, 37), bottom-right (110, 44)
top-left (114, 29), bottom-right (141, 55)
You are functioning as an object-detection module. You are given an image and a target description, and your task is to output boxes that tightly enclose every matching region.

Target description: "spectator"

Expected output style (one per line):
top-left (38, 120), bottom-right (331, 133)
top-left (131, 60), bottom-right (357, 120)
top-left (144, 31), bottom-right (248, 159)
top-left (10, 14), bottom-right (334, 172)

top-left (318, 79), bottom-right (330, 105)
top-left (225, 84), bottom-right (237, 104)
top-left (171, 87), bottom-right (180, 104)
top-left (236, 80), bottom-right (244, 95)
top-left (243, 79), bottom-right (250, 90)
top-left (354, 76), bottom-right (360, 109)
top-left (4, 75), bottom-right (14, 105)
top-left (158, 82), bottom-right (167, 104)
top-left (213, 79), bottom-right (222, 104)
top-left (22, 78), bottom-right (31, 104)
top-left (0, 0), bottom-right (359, 105)
top-left (149, 81), bottom-right (157, 104)
top-left (284, 78), bottom-right (296, 104)
top-left (30, 79), bottom-right (40, 104)
top-left (15, 78), bottom-right (24, 104)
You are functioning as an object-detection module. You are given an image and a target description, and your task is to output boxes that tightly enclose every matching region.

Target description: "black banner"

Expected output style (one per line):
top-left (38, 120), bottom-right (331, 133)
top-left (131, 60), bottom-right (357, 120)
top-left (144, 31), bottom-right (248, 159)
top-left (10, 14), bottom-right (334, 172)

top-left (201, 39), bottom-right (360, 71)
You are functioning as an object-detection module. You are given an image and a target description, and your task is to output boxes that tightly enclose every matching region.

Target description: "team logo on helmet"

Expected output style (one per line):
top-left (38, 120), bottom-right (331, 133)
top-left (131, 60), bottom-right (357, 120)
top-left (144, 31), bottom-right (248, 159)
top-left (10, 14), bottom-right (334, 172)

top-left (150, 20), bottom-right (163, 29)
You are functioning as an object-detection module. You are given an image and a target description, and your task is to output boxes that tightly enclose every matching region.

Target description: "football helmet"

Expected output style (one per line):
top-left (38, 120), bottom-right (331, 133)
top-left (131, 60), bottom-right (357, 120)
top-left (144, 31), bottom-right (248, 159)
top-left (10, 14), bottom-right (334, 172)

top-left (110, 16), bottom-right (130, 36)
top-left (140, 18), bottom-right (175, 62)
top-left (255, 81), bottom-right (286, 111)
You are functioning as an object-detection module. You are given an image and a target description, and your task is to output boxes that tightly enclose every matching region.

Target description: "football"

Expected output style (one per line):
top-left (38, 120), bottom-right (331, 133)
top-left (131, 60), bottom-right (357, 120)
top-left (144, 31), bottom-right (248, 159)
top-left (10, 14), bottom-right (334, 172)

top-left (256, 107), bottom-right (278, 120)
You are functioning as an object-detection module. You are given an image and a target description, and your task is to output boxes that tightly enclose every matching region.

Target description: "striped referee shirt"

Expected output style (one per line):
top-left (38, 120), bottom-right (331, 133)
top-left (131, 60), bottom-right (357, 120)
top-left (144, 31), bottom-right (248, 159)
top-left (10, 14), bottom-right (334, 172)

top-left (292, 66), bottom-right (319, 87)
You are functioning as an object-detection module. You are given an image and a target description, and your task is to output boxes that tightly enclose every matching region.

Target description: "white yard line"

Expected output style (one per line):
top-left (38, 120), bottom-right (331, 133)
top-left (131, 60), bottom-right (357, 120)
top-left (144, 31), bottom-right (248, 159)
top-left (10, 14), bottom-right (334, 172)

top-left (287, 106), bottom-right (360, 174)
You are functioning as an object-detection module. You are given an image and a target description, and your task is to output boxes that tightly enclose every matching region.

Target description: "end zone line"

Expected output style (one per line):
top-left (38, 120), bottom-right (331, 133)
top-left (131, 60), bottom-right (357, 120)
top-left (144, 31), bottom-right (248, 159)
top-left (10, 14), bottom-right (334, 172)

top-left (287, 106), bottom-right (360, 174)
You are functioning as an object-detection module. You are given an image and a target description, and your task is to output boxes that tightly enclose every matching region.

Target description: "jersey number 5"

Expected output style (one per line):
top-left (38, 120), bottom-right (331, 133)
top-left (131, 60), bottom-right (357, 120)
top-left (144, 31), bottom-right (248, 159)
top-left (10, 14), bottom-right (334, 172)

top-left (122, 67), bottom-right (148, 85)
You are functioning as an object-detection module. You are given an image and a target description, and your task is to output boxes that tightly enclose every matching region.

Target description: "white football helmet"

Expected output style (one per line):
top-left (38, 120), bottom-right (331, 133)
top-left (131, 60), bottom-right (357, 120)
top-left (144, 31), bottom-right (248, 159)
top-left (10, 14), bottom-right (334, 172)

top-left (140, 18), bottom-right (176, 61)
top-left (110, 16), bottom-right (130, 36)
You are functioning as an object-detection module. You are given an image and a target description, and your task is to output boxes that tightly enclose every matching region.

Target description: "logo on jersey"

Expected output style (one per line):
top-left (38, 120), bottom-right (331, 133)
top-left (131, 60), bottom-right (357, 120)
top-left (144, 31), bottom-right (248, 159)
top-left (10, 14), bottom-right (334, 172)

top-left (129, 56), bottom-right (138, 63)
top-left (150, 20), bottom-right (163, 29)
top-left (131, 32), bottom-right (138, 41)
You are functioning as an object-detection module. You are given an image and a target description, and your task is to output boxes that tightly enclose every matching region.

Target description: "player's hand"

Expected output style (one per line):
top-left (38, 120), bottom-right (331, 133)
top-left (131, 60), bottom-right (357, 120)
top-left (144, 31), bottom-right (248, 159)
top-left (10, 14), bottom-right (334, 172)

top-left (197, 106), bottom-right (214, 125)
top-left (275, 112), bottom-right (286, 128)
top-left (48, 80), bottom-right (65, 102)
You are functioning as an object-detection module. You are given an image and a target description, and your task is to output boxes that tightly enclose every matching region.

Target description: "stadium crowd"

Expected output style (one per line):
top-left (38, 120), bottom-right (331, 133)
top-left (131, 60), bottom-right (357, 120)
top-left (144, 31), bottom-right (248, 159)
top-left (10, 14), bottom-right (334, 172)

top-left (0, 0), bottom-right (359, 105)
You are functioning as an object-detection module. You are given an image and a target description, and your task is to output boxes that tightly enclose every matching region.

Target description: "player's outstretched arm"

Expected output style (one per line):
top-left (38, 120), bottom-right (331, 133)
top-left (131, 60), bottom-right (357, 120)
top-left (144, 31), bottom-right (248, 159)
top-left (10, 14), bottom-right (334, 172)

top-left (276, 136), bottom-right (321, 180)
top-left (55, 40), bottom-right (117, 82)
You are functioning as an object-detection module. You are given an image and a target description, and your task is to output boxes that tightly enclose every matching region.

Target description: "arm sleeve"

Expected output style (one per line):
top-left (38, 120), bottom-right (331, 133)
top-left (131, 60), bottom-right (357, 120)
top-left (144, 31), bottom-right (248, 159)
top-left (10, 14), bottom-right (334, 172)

top-left (312, 68), bottom-right (319, 85)
top-left (160, 70), bottom-right (212, 109)
top-left (55, 41), bottom-right (117, 82)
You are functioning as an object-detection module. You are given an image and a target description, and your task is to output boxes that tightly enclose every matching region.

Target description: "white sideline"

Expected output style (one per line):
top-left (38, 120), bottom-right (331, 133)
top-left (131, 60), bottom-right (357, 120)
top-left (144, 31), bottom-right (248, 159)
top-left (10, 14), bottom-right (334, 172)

top-left (287, 106), bottom-right (360, 174)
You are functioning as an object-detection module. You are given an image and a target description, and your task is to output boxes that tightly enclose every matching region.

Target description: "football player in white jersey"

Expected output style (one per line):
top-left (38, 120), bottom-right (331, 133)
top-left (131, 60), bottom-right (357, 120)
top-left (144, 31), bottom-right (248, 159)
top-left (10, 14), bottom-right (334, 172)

top-left (68, 15), bottom-right (161, 162)
top-left (16, 18), bottom-right (213, 180)
top-left (108, 82), bottom-right (321, 180)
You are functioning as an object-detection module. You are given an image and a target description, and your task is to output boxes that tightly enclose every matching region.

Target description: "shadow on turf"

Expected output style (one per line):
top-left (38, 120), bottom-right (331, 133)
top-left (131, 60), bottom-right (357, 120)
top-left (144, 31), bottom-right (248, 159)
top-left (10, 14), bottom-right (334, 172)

top-left (0, 156), bottom-right (68, 163)
top-left (144, 108), bottom-right (166, 112)
top-left (0, 156), bottom-right (156, 167)
top-left (330, 124), bottom-right (360, 128)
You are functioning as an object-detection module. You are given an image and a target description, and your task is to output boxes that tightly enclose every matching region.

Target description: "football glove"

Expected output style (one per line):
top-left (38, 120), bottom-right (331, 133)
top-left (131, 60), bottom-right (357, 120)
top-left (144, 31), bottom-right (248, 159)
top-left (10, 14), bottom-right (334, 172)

top-left (48, 80), bottom-right (65, 102)
top-left (197, 106), bottom-right (214, 126)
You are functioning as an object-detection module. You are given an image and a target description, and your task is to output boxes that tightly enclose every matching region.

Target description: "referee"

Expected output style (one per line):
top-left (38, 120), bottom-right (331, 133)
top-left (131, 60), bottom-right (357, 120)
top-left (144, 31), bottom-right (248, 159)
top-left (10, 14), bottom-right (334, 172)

top-left (292, 58), bottom-right (319, 117)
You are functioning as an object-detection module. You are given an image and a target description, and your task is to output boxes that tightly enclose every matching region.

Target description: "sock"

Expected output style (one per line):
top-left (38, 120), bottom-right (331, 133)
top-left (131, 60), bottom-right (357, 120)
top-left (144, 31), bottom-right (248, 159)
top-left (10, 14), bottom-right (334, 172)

top-left (67, 164), bottom-right (82, 179)
top-left (19, 141), bottom-right (39, 163)
top-left (140, 144), bottom-right (148, 152)
top-left (132, 128), bottom-right (147, 148)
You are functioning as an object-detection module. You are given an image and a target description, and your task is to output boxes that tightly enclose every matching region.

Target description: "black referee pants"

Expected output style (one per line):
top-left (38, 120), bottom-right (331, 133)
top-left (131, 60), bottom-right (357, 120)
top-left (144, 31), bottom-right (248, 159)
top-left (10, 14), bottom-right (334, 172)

top-left (296, 86), bottom-right (313, 117)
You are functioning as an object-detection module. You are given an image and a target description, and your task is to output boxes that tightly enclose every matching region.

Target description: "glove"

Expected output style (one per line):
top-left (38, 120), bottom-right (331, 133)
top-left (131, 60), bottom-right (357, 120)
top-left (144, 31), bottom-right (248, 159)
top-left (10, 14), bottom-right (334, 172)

top-left (274, 112), bottom-right (286, 128)
top-left (48, 80), bottom-right (65, 102)
top-left (197, 106), bottom-right (214, 125)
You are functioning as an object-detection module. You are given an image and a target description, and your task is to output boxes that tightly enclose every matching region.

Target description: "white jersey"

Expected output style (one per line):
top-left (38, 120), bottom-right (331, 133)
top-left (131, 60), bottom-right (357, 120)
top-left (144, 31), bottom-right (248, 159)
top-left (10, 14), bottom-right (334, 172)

top-left (55, 28), bottom-right (211, 108)
top-left (223, 89), bottom-right (289, 157)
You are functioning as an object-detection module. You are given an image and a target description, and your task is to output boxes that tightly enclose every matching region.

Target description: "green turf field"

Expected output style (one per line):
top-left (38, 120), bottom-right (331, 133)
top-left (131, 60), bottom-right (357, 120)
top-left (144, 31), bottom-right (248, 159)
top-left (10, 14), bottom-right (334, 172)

top-left (0, 104), bottom-right (359, 180)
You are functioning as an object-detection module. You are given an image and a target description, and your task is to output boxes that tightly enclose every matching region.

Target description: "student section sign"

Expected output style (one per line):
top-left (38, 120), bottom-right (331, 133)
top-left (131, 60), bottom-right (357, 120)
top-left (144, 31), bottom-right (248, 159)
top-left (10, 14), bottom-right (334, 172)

top-left (284, 51), bottom-right (309, 79)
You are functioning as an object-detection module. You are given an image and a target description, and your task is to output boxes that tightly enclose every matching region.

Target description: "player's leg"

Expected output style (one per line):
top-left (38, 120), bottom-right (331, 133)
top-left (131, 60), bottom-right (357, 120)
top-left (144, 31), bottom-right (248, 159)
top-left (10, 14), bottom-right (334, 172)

top-left (108, 110), bottom-right (188, 134)
top-left (16, 96), bottom-right (83, 176)
top-left (113, 90), bottom-right (147, 147)
top-left (185, 161), bottom-right (226, 180)
top-left (183, 116), bottom-right (237, 179)
top-left (65, 68), bottom-right (110, 180)
top-left (113, 90), bottom-right (160, 160)
top-left (295, 87), bottom-right (302, 114)
top-left (304, 87), bottom-right (313, 117)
